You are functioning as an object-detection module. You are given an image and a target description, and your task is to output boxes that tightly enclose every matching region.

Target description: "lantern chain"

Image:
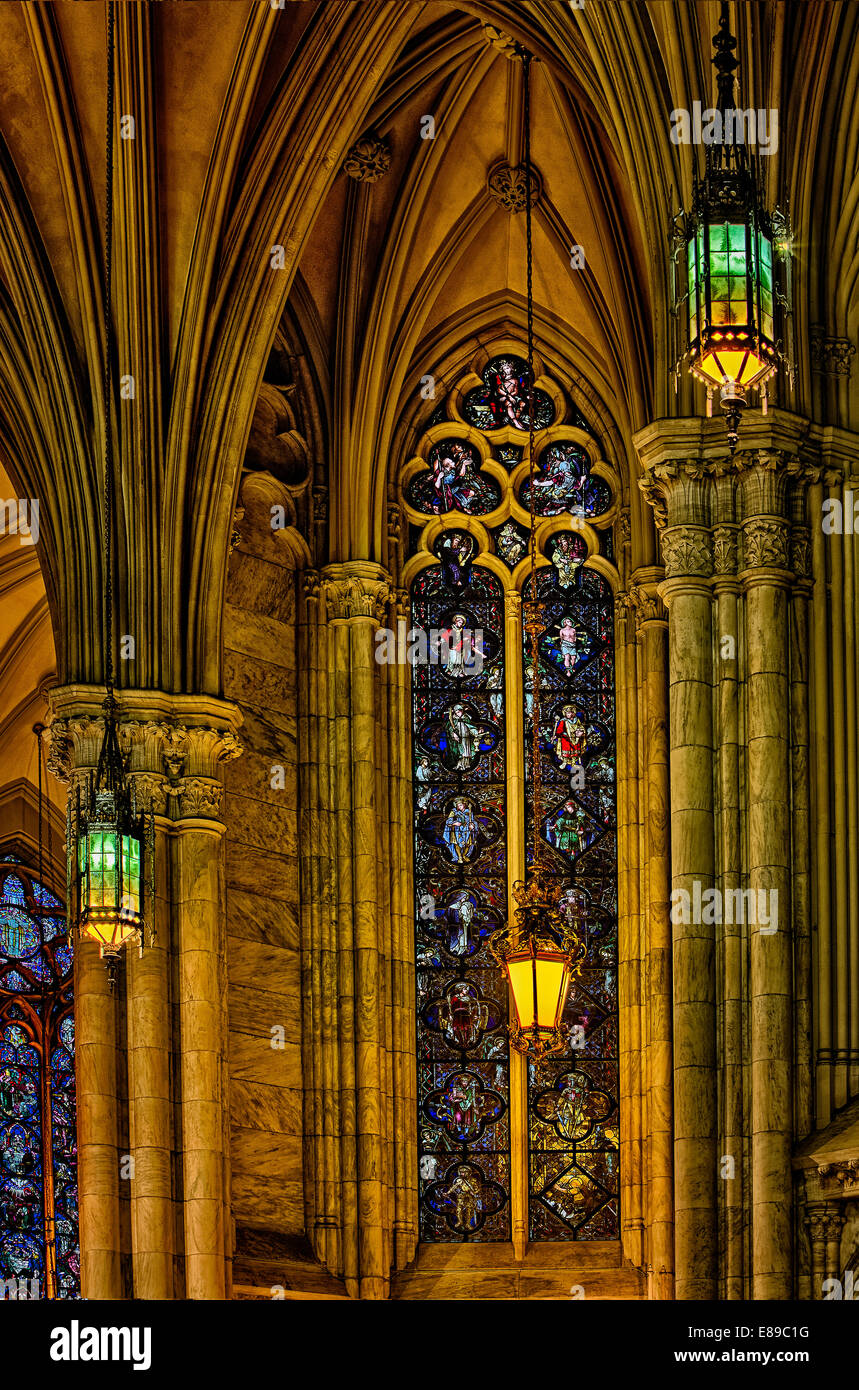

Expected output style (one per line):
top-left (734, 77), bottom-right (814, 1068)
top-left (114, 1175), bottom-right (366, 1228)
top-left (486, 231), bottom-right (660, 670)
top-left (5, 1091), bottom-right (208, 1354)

top-left (522, 49), bottom-right (542, 877)
top-left (102, 0), bottom-right (115, 699)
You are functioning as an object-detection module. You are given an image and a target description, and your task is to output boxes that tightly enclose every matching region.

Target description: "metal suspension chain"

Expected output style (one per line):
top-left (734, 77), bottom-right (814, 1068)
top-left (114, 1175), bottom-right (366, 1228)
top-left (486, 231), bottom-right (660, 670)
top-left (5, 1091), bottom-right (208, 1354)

top-left (102, 0), bottom-right (115, 697)
top-left (522, 48), bottom-right (542, 872)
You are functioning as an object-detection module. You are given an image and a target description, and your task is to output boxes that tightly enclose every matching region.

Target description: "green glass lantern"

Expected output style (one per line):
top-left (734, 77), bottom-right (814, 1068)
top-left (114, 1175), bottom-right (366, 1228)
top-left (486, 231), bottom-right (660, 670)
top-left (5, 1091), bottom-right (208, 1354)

top-left (67, 693), bottom-right (153, 984)
top-left (677, 5), bottom-right (788, 451)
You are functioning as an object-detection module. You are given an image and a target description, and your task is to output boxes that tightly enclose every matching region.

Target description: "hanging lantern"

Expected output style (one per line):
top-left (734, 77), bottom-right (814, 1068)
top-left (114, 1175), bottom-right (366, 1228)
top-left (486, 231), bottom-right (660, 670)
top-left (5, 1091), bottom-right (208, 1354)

top-left (491, 855), bottom-right (586, 1061)
top-left (64, 1), bottom-right (155, 987)
top-left (677, 4), bottom-right (788, 451)
top-left (67, 694), bottom-right (153, 983)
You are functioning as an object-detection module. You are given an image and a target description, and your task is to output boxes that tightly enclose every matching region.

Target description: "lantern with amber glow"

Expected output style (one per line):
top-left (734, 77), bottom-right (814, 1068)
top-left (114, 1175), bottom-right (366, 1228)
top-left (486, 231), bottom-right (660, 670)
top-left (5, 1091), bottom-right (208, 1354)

top-left (67, 693), bottom-right (153, 984)
top-left (491, 855), bottom-right (587, 1061)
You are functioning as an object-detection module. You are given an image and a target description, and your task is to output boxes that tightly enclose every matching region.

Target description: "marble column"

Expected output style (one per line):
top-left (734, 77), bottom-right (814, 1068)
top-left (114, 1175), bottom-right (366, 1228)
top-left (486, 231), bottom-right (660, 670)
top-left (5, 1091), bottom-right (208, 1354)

top-left (48, 688), bottom-right (242, 1300)
top-left (299, 561), bottom-right (414, 1299)
top-left (629, 573), bottom-right (674, 1299)
top-left (659, 506), bottom-right (717, 1301)
top-left (738, 461), bottom-right (794, 1300)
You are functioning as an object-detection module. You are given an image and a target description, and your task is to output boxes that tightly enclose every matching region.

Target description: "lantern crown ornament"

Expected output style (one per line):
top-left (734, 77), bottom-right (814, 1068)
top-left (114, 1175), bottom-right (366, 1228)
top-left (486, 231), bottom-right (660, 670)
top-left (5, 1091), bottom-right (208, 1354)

top-left (66, 0), bottom-right (154, 988)
top-left (675, 1), bottom-right (791, 451)
top-left (488, 50), bottom-right (588, 1061)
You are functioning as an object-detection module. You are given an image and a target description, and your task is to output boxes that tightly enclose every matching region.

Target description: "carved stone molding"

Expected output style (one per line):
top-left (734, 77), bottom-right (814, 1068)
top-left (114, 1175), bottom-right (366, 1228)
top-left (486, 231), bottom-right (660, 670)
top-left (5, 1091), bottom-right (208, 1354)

top-left (387, 502), bottom-right (402, 547)
top-left (343, 132), bottom-right (391, 183)
top-left (638, 457), bottom-right (710, 530)
top-left (303, 569), bottom-right (321, 603)
top-left (811, 333), bottom-right (856, 378)
top-left (481, 22), bottom-right (521, 59)
top-left (321, 562), bottom-right (393, 623)
top-left (660, 526), bottom-right (713, 579)
top-left (487, 161), bottom-right (541, 213)
top-left (504, 591), bottom-right (522, 621)
top-left (712, 525), bottom-right (739, 576)
top-left (817, 1160), bottom-right (859, 1198)
top-left (741, 517), bottom-right (790, 571)
top-left (628, 583), bottom-right (667, 629)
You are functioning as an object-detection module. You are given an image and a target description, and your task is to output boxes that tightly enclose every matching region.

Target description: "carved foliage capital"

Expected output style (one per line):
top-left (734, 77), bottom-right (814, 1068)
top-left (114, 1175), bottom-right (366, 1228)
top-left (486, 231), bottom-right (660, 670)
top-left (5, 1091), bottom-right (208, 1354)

top-left (712, 525), bottom-right (739, 576)
top-left (660, 526), bottom-right (713, 579)
top-left (741, 517), bottom-right (790, 571)
top-left (321, 565), bottom-right (393, 622)
top-left (168, 777), bottom-right (225, 821)
top-left (627, 583), bottom-right (667, 628)
top-left (638, 457), bottom-right (710, 529)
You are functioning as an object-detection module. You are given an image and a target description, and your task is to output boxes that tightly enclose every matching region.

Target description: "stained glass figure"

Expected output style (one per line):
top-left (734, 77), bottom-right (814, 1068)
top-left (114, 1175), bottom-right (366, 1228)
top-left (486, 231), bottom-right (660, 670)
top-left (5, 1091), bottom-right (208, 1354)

top-left (413, 562), bottom-right (511, 1241)
top-left (495, 521), bottom-right (529, 568)
top-left (462, 355), bottom-right (554, 433)
top-left (550, 533), bottom-right (587, 588)
top-left (519, 442), bottom-right (611, 518)
top-left (408, 440), bottom-right (500, 515)
top-left (0, 860), bottom-right (78, 1297)
top-left (523, 567), bottom-right (618, 1240)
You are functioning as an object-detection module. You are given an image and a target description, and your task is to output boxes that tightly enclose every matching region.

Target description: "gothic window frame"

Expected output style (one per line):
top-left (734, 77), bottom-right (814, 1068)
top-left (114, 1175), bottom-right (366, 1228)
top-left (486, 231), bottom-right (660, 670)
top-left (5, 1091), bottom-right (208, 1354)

top-left (401, 346), bottom-right (622, 1250)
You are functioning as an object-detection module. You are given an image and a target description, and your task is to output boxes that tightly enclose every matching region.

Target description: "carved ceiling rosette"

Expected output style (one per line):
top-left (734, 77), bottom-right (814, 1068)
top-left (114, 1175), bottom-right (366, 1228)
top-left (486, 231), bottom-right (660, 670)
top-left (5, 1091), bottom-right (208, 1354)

top-left (343, 132), bottom-right (391, 183)
top-left (487, 161), bottom-right (541, 214)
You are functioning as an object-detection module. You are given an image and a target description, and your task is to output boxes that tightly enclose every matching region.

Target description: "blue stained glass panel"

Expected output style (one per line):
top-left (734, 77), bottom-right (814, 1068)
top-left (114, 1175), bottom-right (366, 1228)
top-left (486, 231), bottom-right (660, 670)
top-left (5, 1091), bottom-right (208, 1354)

top-left (0, 861), bottom-right (78, 1297)
top-left (523, 566), bottom-right (619, 1240)
top-left (412, 550), bottom-right (511, 1241)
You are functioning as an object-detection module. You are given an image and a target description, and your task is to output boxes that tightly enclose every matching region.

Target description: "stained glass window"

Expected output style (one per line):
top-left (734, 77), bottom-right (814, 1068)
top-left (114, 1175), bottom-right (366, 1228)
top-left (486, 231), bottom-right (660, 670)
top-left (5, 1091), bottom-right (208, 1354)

top-left (413, 536), bottom-right (511, 1241)
top-left (407, 355), bottom-right (618, 1246)
top-left (524, 566), bottom-right (618, 1239)
top-left (0, 857), bottom-right (78, 1297)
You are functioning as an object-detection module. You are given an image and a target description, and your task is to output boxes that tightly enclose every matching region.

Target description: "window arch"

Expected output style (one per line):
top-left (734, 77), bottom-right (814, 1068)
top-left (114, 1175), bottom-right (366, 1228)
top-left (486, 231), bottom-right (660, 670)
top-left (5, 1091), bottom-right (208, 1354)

top-left (405, 351), bottom-right (619, 1243)
top-left (0, 855), bottom-right (78, 1297)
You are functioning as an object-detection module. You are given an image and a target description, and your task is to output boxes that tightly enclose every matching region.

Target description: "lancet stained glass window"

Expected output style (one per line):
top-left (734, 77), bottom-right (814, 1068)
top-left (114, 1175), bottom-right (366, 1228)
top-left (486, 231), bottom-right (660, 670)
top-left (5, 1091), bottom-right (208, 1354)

top-left (407, 351), bottom-right (618, 1244)
top-left (413, 536), bottom-right (511, 1241)
top-left (0, 856), bottom-right (78, 1297)
top-left (524, 567), bottom-right (619, 1239)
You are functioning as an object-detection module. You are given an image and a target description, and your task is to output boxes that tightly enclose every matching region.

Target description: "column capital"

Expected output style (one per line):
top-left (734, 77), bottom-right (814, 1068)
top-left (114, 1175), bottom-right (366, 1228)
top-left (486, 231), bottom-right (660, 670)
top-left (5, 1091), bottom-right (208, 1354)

top-left (635, 412), bottom-right (817, 530)
top-left (46, 687), bottom-right (243, 822)
top-left (320, 561), bottom-right (394, 623)
top-left (628, 568), bottom-right (668, 630)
